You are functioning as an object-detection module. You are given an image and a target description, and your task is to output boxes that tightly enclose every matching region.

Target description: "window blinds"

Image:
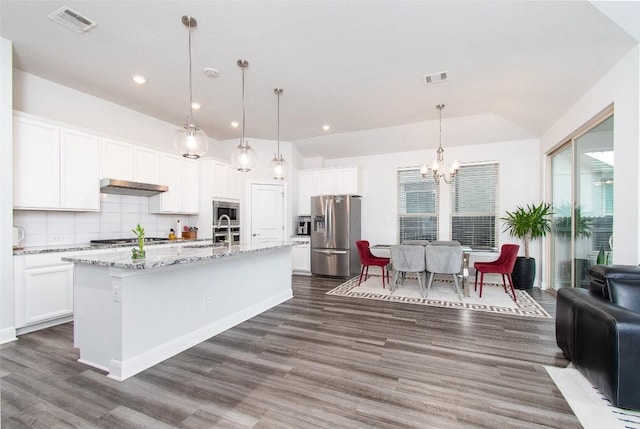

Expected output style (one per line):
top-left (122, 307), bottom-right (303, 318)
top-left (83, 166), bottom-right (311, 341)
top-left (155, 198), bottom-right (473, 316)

top-left (397, 168), bottom-right (438, 242)
top-left (450, 163), bottom-right (499, 248)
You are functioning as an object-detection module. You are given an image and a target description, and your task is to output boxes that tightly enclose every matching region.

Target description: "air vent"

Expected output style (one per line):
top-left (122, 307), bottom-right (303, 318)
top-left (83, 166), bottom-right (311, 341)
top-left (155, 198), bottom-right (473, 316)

top-left (48, 6), bottom-right (97, 34)
top-left (424, 71), bottom-right (448, 85)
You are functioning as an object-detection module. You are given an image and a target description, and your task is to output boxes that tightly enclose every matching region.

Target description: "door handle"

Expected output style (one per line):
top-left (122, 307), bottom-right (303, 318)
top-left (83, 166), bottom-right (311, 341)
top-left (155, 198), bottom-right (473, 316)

top-left (252, 233), bottom-right (260, 237)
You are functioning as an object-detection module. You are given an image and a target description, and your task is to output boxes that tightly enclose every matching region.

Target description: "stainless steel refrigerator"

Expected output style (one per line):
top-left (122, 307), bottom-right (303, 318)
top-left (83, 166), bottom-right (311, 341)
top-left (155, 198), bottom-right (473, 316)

top-left (311, 195), bottom-right (361, 277)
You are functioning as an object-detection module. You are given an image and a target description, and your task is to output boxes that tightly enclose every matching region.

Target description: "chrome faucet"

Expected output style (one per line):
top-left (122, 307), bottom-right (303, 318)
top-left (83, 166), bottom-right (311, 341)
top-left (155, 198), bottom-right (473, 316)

top-left (217, 214), bottom-right (232, 243)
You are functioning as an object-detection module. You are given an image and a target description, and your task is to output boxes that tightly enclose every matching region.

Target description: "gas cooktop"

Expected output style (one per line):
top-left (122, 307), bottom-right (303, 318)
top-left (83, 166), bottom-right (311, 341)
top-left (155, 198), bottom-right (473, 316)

top-left (90, 237), bottom-right (170, 246)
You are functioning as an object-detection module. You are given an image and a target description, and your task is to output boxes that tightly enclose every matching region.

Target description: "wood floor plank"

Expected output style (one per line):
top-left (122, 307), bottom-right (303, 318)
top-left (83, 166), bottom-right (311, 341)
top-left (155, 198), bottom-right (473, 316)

top-left (1, 275), bottom-right (581, 428)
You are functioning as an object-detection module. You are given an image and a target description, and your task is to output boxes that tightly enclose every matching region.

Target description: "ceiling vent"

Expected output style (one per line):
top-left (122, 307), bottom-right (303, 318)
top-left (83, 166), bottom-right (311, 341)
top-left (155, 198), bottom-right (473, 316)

top-left (424, 71), bottom-right (448, 85)
top-left (48, 6), bottom-right (97, 34)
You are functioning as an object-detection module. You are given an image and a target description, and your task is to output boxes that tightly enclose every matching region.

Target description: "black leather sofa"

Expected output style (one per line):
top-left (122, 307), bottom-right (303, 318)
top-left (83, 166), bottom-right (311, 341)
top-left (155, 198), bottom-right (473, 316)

top-left (556, 264), bottom-right (640, 410)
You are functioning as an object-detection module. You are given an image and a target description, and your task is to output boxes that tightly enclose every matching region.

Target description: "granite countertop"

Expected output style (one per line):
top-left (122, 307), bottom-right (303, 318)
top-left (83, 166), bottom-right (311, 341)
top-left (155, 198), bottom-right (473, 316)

top-left (12, 238), bottom-right (207, 256)
top-left (61, 241), bottom-right (297, 270)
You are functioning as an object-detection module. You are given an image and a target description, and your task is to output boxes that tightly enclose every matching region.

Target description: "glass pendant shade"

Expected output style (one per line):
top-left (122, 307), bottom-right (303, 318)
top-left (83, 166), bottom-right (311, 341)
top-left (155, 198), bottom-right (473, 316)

top-left (232, 140), bottom-right (257, 172)
top-left (175, 121), bottom-right (208, 159)
top-left (270, 155), bottom-right (288, 180)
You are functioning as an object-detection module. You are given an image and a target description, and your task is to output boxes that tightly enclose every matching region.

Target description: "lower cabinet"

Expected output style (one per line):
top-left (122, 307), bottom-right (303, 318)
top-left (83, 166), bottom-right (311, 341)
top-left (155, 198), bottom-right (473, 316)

top-left (14, 253), bottom-right (75, 333)
top-left (292, 241), bottom-right (311, 274)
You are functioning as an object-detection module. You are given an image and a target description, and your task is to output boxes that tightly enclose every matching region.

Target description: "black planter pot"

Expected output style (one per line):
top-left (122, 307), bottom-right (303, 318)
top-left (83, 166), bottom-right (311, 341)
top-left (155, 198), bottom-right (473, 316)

top-left (512, 257), bottom-right (536, 290)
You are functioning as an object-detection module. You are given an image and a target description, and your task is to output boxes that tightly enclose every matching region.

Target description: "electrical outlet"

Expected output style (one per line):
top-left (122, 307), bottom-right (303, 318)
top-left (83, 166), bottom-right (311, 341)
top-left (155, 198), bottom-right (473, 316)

top-left (206, 296), bottom-right (213, 308)
top-left (113, 285), bottom-right (120, 303)
top-left (49, 235), bottom-right (63, 243)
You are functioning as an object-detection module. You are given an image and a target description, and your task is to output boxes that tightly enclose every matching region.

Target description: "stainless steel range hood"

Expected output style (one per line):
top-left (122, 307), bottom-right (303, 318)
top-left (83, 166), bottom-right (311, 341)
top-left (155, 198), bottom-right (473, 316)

top-left (100, 178), bottom-right (168, 197)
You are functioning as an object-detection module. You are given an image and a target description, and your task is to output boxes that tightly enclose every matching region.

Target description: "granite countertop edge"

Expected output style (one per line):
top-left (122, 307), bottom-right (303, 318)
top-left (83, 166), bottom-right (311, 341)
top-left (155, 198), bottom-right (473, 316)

top-left (61, 242), bottom-right (297, 270)
top-left (13, 238), bottom-right (209, 256)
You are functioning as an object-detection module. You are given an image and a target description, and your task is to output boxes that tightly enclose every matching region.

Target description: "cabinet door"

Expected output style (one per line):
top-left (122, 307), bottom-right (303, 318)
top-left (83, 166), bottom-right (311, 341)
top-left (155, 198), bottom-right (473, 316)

top-left (134, 147), bottom-right (161, 184)
top-left (297, 171), bottom-right (315, 215)
top-left (212, 161), bottom-right (229, 199)
top-left (292, 243), bottom-right (311, 273)
top-left (315, 170), bottom-right (335, 195)
top-left (181, 159), bottom-right (199, 213)
top-left (101, 138), bottom-right (134, 180)
top-left (60, 128), bottom-right (100, 210)
top-left (23, 264), bottom-right (74, 325)
top-left (13, 115), bottom-right (60, 209)
top-left (334, 167), bottom-right (360, 195)
top-left (159, 154), bottom-right (182, 212)
top-left (227, 167), bottom-right (240, 200)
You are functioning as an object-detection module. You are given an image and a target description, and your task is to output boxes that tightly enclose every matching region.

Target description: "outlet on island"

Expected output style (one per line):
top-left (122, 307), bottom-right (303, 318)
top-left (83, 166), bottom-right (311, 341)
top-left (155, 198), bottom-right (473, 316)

top-left (206, 296), bottom-right (213, 308)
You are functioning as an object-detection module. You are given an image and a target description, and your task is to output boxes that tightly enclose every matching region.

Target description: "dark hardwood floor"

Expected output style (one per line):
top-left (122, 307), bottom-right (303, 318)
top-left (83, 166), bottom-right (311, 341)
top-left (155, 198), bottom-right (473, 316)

top-left (1, 275), bottom-right (580, 428)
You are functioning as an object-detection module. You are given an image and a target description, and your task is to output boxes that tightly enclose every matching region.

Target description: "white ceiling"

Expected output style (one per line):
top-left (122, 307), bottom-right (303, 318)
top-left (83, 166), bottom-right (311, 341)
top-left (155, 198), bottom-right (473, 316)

top-left (1, 1), bottom-right (637, 158)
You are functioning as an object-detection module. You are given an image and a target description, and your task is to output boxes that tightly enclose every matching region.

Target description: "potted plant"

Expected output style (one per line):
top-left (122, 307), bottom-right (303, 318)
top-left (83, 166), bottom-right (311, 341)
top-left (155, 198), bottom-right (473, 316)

top-left (131, 223), bottom-right (146, 260)
top-left (502, 202), bottom-right (553, 289)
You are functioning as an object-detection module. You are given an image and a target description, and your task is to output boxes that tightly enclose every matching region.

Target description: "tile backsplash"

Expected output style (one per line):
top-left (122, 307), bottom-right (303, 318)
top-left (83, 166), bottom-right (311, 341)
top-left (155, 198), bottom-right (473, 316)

top-left (13, 194), bottom-right (196, 247)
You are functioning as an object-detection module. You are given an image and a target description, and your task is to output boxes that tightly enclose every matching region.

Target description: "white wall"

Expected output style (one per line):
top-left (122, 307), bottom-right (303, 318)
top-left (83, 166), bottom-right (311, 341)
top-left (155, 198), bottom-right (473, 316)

top-left (1, 38), bottom-right (16, 343)
top-left (322, 137), bottom-right (541, 262)
top-left (541, 46), bottom-right (640, 265)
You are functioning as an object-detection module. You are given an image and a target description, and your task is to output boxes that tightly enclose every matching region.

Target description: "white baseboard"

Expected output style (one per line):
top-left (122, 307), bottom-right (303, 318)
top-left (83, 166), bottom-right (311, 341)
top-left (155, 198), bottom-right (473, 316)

top-left (0, 327), bottom-right (17, 344)
top-left (107, 291), bottom-right (293, 381)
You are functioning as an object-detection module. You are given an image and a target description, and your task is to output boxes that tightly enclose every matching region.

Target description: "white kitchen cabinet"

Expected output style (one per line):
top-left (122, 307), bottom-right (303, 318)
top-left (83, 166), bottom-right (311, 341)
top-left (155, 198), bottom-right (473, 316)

top-left (101, 138), bottom-right (134, 181)
top-left (297, 171), bottom-right (315, 215)
top-left (14, 253), bottom-right (74, 332)
top-left (134, 147), bottom-right (161, 184)
top-left (212, 160), bottom-right (241, 200)
top-left (13, 113), bottom-right (100, 211)
top-left (149, 155), bottom-right (199, 214)
top-left (60, 128), bottom-right (100, 210)
top-left (315, 170), bottom-right (335, 196)
top-left (296, 167), bottom-right (361, 215)
top-left (13, 115), bottom-right (60, 209)
top-left (292, 241), bottom-right (311, 274)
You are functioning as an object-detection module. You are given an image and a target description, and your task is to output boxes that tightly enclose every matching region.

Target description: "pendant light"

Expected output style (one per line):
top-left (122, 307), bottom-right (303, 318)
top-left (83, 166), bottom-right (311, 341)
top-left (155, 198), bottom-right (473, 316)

top-left (174, 16), bottom-right (208, 159)
top-left (231, 59), bottom-right (256, 172)
top-left (270, 88), bottom-right (288, 180)
top-left (420, 104), bottom-right (459, 184)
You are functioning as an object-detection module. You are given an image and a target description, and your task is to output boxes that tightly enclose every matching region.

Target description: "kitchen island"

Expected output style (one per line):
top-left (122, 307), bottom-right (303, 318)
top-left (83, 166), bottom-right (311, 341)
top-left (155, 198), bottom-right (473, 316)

top-left (63, 242), bottom-right (295, 381)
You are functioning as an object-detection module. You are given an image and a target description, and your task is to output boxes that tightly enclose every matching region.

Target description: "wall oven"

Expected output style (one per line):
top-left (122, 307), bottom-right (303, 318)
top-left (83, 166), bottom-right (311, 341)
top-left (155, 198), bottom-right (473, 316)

top-left (213, 226), bottom-right (241, 244)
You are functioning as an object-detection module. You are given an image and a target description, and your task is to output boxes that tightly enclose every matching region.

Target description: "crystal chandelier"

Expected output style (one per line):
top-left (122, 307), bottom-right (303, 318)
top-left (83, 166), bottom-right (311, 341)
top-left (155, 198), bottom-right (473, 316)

top-left (174, 16), bottom-right (208, 159)
top-left (231, 59), bottom-right (257, 172)
top-left (270, 88), bottom-right (288, 180)
top-left (420, 104), bottom-right (459, 184)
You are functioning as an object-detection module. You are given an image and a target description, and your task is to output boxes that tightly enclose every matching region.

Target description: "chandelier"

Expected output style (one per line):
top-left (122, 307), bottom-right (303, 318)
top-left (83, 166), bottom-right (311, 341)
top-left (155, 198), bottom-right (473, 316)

top-left (420, 104), bottom-right (459, 184)
top-left (231, 59), bottom-right (256, 172)
top-left (174, 16), bottom-right (208, 159)
top-left (270, 88), bottom-right (288, 180)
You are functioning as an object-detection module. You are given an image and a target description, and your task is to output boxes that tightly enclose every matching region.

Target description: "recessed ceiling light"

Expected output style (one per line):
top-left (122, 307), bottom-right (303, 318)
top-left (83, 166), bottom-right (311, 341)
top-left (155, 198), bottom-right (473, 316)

top-left (132, 75), bottom-right (147, 84)
top-left (322, 124), bottom-right (330, 131)
top-left (231, 121), bottom-right (239, 128)
top-left (191, 102), bottom-right (201, 110)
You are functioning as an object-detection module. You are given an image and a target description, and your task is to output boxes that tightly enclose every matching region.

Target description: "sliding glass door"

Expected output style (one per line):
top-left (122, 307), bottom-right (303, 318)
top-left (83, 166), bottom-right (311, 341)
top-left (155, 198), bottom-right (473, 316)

top-left (550, 114), bottom-right (614, 290)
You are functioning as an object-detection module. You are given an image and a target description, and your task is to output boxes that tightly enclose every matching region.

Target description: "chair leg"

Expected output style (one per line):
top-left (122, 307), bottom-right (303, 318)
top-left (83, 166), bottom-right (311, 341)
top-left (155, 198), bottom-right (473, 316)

top-left (501, 274), bottom-right (508, 293)
top-left (474, 270), bottom-right (479, 291)
top-left (452, 274), bottom-right (463, 301)
top-left (426, 272), bottom-right (435, 297)
top-left (391, 270), bottom-right (400, 294)
top-left (479, 272), bottom-right (485, 298)
top-left (416, 271), bottom-right (425, 297)
top-left (358, 265), bottom-right (365, 285)
top-left (364, 265), bottom-right (369, 282)
top-left (381, 266), bottom-right (386, 289)
top-left (507, 274), bottom-right (517, 302)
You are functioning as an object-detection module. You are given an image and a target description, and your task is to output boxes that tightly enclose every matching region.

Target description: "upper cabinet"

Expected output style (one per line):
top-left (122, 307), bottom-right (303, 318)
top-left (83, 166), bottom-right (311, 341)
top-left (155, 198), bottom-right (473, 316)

top-left (101, 138), bottom-right (134, 181)
top-left (133, 147), bottom-right (161, 184)
top-left (148, 155), bottom-right (199, 214)
top-left (14, 113), bottom-right (100, 211)
top-left (297, 167), bottom-right (361, 215)
top-left (211, 160), bottom-right (240, 200)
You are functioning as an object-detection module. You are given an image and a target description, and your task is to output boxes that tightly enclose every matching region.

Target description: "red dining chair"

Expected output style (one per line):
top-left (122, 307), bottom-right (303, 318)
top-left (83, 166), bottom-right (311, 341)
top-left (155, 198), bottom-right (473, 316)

top-left (474, 244), bottom-right (520, 301)
top-left (356, 240), bottom-right (391, 288)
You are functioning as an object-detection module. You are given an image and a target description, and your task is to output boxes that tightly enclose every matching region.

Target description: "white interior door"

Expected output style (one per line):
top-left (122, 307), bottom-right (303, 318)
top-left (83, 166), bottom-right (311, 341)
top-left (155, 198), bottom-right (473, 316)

top-left (251, 183), bottom-right (285, 244)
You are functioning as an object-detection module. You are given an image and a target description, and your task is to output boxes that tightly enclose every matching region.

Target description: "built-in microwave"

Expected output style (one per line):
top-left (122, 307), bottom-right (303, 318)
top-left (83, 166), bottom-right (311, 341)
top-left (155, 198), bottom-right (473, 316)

top-left (213, 200), bottom-right (240, 226)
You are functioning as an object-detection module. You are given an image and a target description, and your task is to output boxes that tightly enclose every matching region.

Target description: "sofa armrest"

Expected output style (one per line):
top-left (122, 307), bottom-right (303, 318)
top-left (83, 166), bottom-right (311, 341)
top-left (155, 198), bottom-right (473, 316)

top-left (571, 291), bottom-right (640, 409)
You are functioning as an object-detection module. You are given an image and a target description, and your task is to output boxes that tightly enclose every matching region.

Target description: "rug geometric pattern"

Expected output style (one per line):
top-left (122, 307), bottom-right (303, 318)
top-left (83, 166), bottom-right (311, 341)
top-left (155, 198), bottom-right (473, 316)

top-left (327, 274), bottom-right (552, 319)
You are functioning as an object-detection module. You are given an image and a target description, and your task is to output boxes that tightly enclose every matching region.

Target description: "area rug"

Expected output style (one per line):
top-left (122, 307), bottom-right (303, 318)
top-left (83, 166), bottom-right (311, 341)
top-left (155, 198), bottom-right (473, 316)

top-left (546, 364), bottom-right (640, 429)
top-left (327, 274), bottom-right (552, 318)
